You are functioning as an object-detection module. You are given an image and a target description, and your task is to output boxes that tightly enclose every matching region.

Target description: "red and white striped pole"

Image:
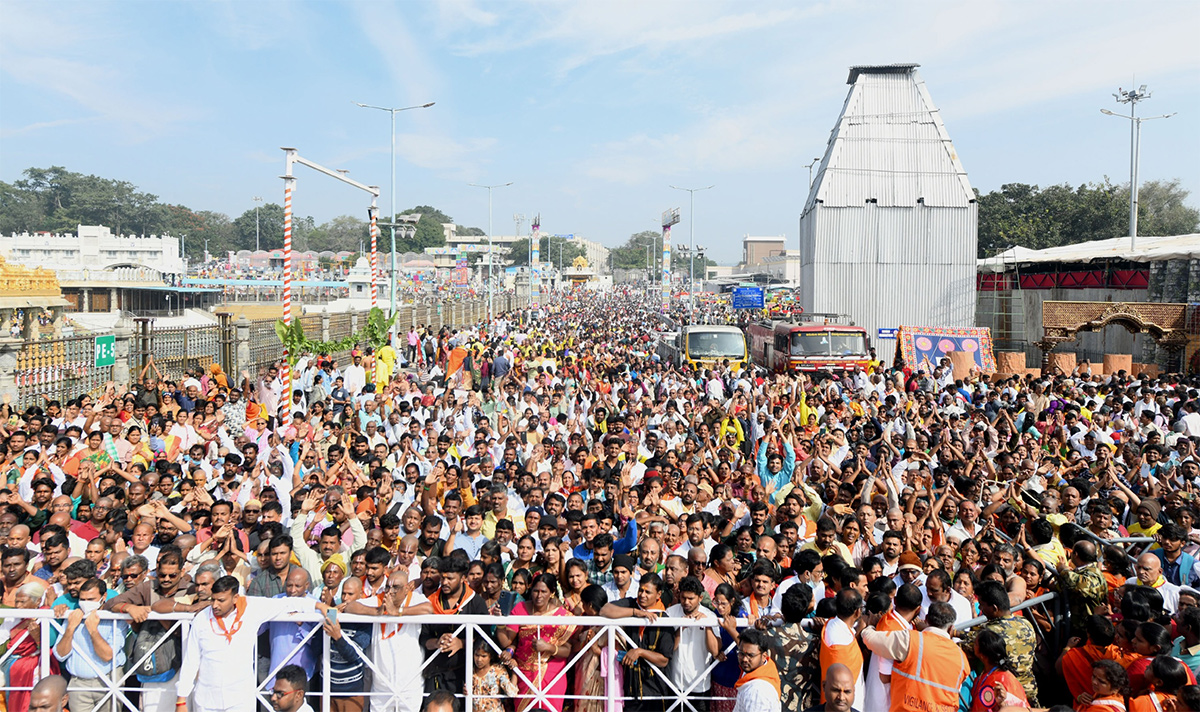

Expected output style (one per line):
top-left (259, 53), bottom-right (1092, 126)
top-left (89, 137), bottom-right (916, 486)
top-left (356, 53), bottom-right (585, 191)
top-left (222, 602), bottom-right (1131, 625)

top-left (369, 205), bottom-right (379, 309)
top-left (281, 174), bottom-right (295, 393)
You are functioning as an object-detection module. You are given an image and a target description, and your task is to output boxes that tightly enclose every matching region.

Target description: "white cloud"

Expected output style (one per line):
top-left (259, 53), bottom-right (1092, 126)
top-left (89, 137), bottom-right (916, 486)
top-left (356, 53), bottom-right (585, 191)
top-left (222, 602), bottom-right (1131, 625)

top-left (0, 3), bottom-right (193, 138)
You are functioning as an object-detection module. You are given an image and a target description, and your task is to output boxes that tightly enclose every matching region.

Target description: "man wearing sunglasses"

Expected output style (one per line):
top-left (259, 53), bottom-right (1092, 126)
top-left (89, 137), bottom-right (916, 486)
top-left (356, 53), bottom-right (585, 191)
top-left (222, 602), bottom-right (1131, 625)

top-left (269, 664), bottom-right (314, 712)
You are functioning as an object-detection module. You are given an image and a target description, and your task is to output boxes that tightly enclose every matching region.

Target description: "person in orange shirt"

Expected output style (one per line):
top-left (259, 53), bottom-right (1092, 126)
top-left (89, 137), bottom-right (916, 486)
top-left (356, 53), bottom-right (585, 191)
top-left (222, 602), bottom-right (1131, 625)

top-left (1059, 615), bottom-right (1123, 705)
top-left (819, 589), bottom-right (864, 705)
top-left (1129, 656), bottom-right (1190, 712)
top-left (1078, 659), bottom-right (1129, 712)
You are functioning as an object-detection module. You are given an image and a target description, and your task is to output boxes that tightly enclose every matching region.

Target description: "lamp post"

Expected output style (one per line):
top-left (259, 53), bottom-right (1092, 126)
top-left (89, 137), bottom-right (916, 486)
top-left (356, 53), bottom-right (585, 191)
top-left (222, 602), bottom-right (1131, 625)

top-left (252, 196), bottom-right (263, 252)
top-left (803, 158), bottom-right (820, 190)
top-left (354, 101), bottom-right (436, 323)
top-left (469, 182), bottom-right (512, 326)
top-left (1100, 86), bottom-right (1175, 250)
top-left (670, 184), bottom-right (713, 324)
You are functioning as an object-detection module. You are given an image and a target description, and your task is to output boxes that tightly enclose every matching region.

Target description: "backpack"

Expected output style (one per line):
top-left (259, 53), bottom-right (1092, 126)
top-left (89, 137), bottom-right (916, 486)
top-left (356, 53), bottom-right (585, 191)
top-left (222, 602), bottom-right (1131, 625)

top-left (128, 591), bottom-right (180, 678)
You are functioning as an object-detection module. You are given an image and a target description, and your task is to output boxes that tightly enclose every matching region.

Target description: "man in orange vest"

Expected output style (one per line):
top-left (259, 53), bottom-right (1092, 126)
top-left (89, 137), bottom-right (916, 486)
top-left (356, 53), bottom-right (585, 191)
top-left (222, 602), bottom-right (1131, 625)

top-left (863, 584), bottom-right (922, 711)
top-left (819, 589), bottom-right (864, 705)
top-left (860, 601), bottom-right (968, 712)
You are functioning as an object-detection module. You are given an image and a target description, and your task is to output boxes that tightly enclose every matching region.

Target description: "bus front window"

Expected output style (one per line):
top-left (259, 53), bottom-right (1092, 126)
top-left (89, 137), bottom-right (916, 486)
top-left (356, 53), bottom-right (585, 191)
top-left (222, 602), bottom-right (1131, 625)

top-left (686, 332), bottom-right (745, 359)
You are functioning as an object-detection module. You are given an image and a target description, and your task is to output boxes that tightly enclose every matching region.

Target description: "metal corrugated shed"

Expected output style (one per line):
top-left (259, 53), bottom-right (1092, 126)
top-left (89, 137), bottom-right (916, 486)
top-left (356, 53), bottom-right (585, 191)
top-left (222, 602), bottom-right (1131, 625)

top-left (800, 65), bottom-right (978, 341)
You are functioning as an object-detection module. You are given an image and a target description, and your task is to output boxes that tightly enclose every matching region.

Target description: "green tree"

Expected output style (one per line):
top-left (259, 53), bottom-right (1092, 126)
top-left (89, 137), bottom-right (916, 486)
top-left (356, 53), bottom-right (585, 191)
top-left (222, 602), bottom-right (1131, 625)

top-left (308, 215), bottom-right (368, 252)
top-left (505, 235), bottom-right (586, 267)
top-left (233, 202), bottom-right (285, 252)
top-left (976, 178), bottom-right (1198, 257)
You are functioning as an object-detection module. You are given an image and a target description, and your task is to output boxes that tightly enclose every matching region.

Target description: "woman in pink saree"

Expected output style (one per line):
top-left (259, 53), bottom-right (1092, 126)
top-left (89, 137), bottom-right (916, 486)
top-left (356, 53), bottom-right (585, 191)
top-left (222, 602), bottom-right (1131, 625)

top-left (496, 573), bottom-right (577, 712)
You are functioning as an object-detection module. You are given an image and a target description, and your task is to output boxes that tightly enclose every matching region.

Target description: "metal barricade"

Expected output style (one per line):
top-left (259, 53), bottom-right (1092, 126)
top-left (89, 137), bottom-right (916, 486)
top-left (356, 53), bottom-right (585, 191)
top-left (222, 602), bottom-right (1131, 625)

top-left (0, 608), bottom-right (739, 712)
top-left (15, 334), bottom-right (121, 408)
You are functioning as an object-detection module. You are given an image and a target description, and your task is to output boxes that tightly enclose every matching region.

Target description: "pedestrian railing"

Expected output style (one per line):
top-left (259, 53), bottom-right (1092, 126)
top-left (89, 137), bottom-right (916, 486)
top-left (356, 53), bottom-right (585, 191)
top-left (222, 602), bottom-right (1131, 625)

top-left (0, 609), bottom-right (745, 712)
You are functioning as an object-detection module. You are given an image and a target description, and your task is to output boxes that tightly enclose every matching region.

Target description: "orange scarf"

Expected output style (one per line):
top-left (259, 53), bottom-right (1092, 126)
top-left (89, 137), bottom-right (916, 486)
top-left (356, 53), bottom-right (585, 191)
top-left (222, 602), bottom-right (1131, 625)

top-left (735, 658), bottom-right (782, 698)
top-left (379, 590), bottom-right (413, 640)
top-left (431, 588), bottom-right (475, 615)
top-left (211, 596), bottom-right (247, 644)
top-left (639, 599), bottom-right (666, 638)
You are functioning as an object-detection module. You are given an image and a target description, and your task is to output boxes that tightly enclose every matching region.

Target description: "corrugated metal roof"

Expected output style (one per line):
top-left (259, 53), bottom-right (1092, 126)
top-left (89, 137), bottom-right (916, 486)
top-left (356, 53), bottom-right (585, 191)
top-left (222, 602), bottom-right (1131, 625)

top-left (804, 66), bottom-right (974, 212)
top-left (846, 63), bottom-right (921, 84)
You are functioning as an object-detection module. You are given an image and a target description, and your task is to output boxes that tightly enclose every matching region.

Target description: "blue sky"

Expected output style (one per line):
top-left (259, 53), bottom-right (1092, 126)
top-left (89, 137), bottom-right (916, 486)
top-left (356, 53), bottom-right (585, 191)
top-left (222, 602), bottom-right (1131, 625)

top-left (2, 0), bottom-right (1198, 264)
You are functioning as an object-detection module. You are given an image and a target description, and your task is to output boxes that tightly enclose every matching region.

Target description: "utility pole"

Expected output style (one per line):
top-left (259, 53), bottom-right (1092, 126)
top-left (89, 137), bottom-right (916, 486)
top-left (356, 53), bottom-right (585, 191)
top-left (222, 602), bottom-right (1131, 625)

top-left (1101, 86), bottom-right (1175, 250)
top-left (253, 196), bottom-right (263, 252)
top-left (803, 158), bottom-right (820, 190)
top-left (670, 185), bottom-right (713, 324)
top-left (354, 101), bottom-right (436, 332)
top-left (469, 182), bottom-right (512, 326)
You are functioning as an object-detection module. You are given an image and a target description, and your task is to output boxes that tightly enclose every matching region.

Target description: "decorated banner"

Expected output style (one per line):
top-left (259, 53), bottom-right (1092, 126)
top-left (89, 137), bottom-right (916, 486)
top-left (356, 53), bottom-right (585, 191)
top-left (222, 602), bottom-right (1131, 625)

top-left (896, 326), bottom-right (997, 373)
top-left (531, 214), bottom-right (541, 308)
top-left (453, 251), bottom-right (469, 287)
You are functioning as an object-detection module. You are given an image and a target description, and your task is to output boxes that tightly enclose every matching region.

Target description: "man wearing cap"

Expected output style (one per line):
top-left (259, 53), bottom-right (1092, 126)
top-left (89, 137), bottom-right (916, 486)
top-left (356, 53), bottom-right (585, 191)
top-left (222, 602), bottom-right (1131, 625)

top-left (603, 554), bottom-right (640, 601)
top-left (892, 551), bottom-right (924, 588)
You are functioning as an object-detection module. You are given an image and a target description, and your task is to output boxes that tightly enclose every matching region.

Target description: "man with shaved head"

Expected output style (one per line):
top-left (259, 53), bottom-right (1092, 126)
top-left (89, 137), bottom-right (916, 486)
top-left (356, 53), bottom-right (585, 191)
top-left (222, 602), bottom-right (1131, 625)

top-left (806, 663), bottom-right (859, 712)
top-left (266, 567), bottom-right (319, 687)
top-left (29, 674), bottom-right (68, 712)
top-left (1130, 551), bottom-right (1180, 614)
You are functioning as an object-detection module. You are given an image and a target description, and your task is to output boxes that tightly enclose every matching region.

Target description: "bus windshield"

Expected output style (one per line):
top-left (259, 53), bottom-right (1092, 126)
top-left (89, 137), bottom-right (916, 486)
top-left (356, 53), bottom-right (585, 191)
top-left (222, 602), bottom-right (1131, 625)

top-left (791, 331), bottom-right (867, 357)
top-left (686, 331), bottom-right (745, 359)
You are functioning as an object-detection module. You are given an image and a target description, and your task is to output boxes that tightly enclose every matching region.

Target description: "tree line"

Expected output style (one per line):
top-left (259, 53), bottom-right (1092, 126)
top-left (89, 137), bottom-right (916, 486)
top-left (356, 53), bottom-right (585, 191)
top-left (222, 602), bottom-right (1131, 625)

top-left (0, 167), bottom-right (486, 261)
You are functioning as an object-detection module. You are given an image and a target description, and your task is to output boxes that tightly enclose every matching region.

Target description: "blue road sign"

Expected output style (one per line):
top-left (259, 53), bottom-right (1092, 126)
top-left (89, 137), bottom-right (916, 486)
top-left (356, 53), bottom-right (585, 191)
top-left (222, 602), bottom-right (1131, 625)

top-left (731, 287), bottom-right (764, 310)
top-left (877, 328), bottom-right (898, 339)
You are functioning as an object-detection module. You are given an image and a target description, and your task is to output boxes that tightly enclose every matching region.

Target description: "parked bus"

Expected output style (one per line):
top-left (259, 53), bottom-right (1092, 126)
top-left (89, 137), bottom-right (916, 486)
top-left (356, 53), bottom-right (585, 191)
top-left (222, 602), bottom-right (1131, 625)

top-left (656, 324), bottom-right (749, 371)
top-left (745, 318), bottom-right (870, 376)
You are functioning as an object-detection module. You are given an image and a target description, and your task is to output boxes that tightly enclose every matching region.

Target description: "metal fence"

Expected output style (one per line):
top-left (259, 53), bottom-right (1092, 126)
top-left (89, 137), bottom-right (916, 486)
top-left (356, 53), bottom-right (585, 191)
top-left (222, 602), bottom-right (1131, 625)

top-left (0, 609), bottom-right (721, 712)
top-left (9, 297), bottom-right (525, 409)
top-left (14, 334), bottom-right (115, 407)
top-left (149, 325), bottom-right (222, 378)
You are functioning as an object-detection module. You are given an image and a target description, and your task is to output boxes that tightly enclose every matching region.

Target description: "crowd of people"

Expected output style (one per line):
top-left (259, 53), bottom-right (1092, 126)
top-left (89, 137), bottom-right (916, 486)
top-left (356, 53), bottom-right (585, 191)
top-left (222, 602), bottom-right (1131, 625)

top-left (1, 289), bottom-right (1200, 712)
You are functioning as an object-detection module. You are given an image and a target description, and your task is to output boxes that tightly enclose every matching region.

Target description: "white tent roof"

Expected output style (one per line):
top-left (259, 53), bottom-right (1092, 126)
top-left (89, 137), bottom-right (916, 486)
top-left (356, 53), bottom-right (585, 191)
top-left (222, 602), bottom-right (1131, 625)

top-left (977, 234), bottom-right (1200, 273)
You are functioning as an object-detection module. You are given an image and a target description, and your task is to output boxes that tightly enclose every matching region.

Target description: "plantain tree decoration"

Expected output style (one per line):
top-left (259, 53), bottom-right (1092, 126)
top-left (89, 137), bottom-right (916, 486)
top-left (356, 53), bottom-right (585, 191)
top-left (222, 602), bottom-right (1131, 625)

top-left (274, 307), bottom-right (396, 364)
top-left (362, 307), bottom-right (398, 350)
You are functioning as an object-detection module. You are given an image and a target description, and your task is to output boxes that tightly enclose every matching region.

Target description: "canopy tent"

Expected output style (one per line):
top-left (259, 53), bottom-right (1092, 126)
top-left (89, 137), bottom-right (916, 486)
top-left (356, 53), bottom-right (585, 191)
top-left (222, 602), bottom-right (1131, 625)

top-left (895, 325), bottom-right (996, 374)
top-left (977, 234), bottom-right (1200, 273)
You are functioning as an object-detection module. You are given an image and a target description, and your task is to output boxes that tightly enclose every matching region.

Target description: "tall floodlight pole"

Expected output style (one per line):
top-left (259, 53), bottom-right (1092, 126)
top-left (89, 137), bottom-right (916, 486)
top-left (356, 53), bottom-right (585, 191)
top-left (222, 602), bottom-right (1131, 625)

top-left (661, 208), bottom-right (680, 315)
top-left (354, 102), bottom-right (435, 328)
top-left (469, 182), bottom-right (513, 327)
top-left (670, 185), bottom-right (713, 325)
top-left (252, 196), bottom-right (263, 252)
top-left (1100, 87), bottom-right (1175, 250)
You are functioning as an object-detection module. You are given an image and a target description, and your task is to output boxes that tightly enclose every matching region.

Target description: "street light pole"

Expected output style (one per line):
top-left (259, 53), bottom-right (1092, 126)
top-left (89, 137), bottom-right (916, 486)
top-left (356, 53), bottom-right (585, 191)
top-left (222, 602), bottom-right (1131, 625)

top-left (1101, 87), bottom-right (1174, 250)
top-left (354, 101), bottom-right (436, 328)
top-left (803, 158), bottom-right (820, 190)
top-left (469, 182), bottom-right (512, 327)
top-left (252, 196), bottom-right (263, 253)
top-left (670, 184), bottom-right (713, 325)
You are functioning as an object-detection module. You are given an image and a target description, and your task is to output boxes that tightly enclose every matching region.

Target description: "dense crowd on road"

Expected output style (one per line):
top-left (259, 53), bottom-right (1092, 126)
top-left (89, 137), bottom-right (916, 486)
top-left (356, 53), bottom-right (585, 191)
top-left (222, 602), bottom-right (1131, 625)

top-left (3, 289), bottom-right (1200, 712)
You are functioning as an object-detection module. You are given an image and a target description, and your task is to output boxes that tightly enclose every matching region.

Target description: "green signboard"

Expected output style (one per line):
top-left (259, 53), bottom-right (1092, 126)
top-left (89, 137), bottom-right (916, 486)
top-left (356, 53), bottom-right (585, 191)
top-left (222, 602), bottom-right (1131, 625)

top-left (94, 334), bottom-right (115, 368)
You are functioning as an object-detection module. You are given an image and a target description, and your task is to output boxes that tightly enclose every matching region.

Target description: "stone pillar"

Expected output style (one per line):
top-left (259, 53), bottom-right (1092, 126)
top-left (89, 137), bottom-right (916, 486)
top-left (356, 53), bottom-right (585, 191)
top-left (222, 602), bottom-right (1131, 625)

top-left (947, 351), bottom-right (975, 380)
top-left (235, 316), bottom-right (251, 376)
top-left (110, 288), bottom-right (119, 313)
top-left (113, 324), bottom-right (132, 386)
top-left (1046, 351), bottom-right (1076, 375)
top-left (0, 337), bottom-right (18, 405)
top-left (350, 310), bottom-right (359, 336)
top-left (82, 289), bottom-right (90, 313)
top-left (321, 310), bottom-right (330, 343)
top-left (49, 307), bottom-right (65, 337)
top-left (995, 351), bottom-right (1026, 376)
top-left (1103, 353), bottom-right (1133, 376)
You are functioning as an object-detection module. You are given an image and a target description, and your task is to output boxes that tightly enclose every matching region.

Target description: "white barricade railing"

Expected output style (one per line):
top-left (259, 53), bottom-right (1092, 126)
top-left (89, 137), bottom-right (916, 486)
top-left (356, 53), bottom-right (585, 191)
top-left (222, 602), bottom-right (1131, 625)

top-left (0, 609), bottom-right (750, 712)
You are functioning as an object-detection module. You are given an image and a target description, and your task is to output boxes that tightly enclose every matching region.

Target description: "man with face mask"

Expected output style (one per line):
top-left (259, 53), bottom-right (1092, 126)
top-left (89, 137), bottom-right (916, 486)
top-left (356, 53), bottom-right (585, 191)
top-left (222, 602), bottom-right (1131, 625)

top-left (177, 575), bottom-right (330, 712)
top-left (54, 578), bottom-right (126, 712)
top-left (344, 569), bottom-right (426, 712)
